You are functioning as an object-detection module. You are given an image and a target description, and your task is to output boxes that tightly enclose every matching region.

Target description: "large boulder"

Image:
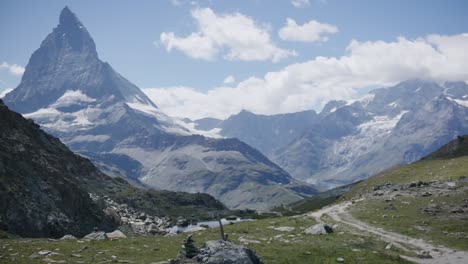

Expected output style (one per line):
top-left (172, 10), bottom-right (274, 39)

top-left (172, 236), bottom-right (263, 264)
top-left (304, 224), bottom-right (333, 235)
top-left (106, 230), bottom-right (127, 239)
top-left (196, 240), bottom-right (264, 264)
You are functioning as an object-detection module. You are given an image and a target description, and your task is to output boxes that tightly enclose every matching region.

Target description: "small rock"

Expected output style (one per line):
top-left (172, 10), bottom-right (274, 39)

top-left (83, 231), bottom-right (108, 241)
top-left (239, 237), bottom-right (261, 245)
top-left (373, 190), bottom-right (384, 196)
top-left (272, 226), bottom-right (295, 232)
top-left (336, 257), bottom-right (345, 263)
top-left (106, 230), bottom-right (127, 239)
top-left (417, 251), bottom-right (432, 259)
top-left (385, 243), bottom-right (392, 250)
top-left (60, 235), bottom-right (77, 240)
top-left (450, 207), bottom-right (464, 214)
top-left (304, 224), bottom-right (333, 235)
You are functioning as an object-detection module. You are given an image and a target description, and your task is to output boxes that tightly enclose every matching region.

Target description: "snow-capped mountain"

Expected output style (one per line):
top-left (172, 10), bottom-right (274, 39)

top-left (192, 80), bottom-right (468, 189)
top-left (4, 7), bottom-right (318, 210)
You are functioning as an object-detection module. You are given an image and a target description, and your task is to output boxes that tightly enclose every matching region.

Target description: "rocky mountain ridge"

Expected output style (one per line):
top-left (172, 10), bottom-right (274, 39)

top-left (191, 80), bottom-right (468, 189)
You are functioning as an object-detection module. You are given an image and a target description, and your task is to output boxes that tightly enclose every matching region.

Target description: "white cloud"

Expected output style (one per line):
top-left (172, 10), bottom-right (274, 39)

top-left (223, 75), bottom-right (235, 84)
top-left (279, 18), bottom-right (338, 42)
top-left (291, 0), bottom-right (310, 8)
top-left (159, 8), bottom-right (296, 62)
top-left (145, 33), bottom-right (468, 120)
top-left (0, 88), bottom-right (13, 99)
top-left (0, 62), bottom-right (25, 76)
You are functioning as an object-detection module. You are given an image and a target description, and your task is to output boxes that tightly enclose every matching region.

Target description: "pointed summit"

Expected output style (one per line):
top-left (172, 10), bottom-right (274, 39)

top-left (4, 7), bottom-right (155, 113)
top-left (59, 6), bottom-right (82, 28)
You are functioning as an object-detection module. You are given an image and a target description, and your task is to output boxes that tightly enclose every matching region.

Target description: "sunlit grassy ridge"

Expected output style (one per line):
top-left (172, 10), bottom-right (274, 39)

top-left (344, 155), bottom-right (468, 199)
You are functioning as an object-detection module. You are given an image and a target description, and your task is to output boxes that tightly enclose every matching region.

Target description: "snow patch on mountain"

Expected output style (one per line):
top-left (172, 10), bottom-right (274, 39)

top-left (54, 90), bottom-right (96, 107)
top-left (24, 105), bottom-right (102, 132)
top-left (0, 89), bottom-right (13, 99)
top-left (177, 119), bottom-right (223, 138)
top-left (446, 97), bottom-right (468, 108)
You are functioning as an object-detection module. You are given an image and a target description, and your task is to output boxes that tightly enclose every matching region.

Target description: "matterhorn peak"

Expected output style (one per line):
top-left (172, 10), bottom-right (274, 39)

top-left (59, 6), bottom-right (81, 28)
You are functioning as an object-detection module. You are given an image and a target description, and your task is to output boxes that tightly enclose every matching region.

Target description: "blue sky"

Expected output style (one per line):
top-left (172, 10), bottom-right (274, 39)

top-left (1, 0), bottom-right (468, 118)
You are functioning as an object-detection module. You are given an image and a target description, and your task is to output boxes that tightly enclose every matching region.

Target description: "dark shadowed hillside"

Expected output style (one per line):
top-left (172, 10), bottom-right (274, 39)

top-left (0, 99), bottom-right (226, 238)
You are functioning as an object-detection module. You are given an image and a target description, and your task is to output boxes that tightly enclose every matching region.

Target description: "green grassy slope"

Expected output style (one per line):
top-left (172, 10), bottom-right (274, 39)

top-left (0, 215), bottom-right (411, 264)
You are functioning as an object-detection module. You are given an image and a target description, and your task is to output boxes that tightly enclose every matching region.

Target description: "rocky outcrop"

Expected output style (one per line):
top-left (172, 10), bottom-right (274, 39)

top-left (304, 224), bottom-right (334, 235)
top-left (172, 236), bottom-right (264, 264)
top-left (90, 194), bottom-right (170, 235)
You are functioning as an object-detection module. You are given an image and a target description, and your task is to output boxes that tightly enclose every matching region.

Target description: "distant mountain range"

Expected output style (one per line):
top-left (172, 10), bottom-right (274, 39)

top-left (189, 80), bottom-right (468, 189)
top-left (3, 7), bottom-right (317, 210)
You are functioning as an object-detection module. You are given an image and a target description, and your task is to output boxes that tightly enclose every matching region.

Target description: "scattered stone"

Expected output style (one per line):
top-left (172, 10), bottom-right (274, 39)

top-left (59, 235), bottom-right (77, 240)
top-left (200, 224), bottom-right (210, 229)
top-left (450, 207), bottom-right (464, 214)
top-left (422, 204), bottom-right (441, 215)
top-left (271, 226), bottom-right (295, 232)
top-left (373, 190), bottom-right (384, 196)
top-left (384, 204), bottom-right (397, 210)
top-left (239, 237), bottom-right (261, 245)
top-left (42, 257), bottom-right (66, 263)
top-left (421, 192), bottom-right (432, 197)
top-left (336, 257), bottom-right (345, 263)
top-left (83, 231), bottom-right (108, 241)
top-left (106, 230), bottom-right (127, 239)
top-left (77, 245), bottom-right (88, 252)
top-left (417, 251), bottom-right (432, 259)
top-left (458, 176), bottom-right (468, 183)
top-left (384, 243), bottom-right (393, 250)
top-left (304, 224), bottom-right (334, 235)
top-left (176, 217), bottom-right (189, 227)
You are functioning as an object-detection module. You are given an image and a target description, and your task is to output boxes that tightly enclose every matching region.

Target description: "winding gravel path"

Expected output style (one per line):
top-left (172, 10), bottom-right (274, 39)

top-left (306, 200), bottom-right (468, 264)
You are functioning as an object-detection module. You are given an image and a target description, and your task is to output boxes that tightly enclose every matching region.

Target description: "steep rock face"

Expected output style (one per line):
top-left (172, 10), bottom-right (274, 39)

top-left (0, 99), bottom-right (226, 238)
top-left (0, 99), bottom-right (110, 238)
top-left (4, 7), bottom-right (316, 210)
